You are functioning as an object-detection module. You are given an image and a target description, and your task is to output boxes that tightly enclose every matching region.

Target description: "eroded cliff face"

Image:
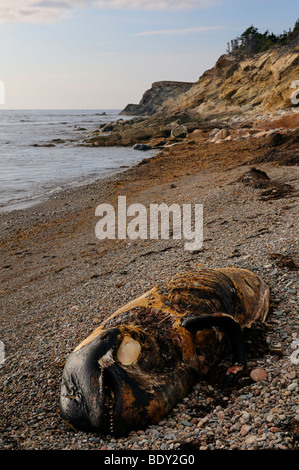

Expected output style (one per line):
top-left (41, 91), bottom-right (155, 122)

top-left (120, 81), bottom-right (194, 116)
top-left (120, 46), bottom-right (299, 120)
top-left (161, 47), bottom-right (299, 119)
top-left (81, 45), bottom-right (299, 150)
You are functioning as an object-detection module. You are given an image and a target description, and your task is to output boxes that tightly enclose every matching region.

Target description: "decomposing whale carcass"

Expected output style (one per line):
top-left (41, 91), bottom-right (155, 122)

top-left (60, 267), bottom-right (269, 437)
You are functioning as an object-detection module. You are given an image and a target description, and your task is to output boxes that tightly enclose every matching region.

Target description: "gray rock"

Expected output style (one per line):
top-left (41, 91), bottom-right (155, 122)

top-left (133, 143), bottom-right (152, 151)
top-left (214, 128), bottom-right (230, 140)
top-left (170, 125), bottom-right (188, 139)
top-left (209, 128), bottom-right (220, 138)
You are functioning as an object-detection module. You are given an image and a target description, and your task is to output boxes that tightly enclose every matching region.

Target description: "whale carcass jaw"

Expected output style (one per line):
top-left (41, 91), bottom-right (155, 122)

top-left (98, 349), bottom-right (114, 369)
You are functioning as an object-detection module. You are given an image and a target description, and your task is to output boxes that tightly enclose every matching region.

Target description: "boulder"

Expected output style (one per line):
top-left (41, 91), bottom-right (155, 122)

top-left (133, 143), bottom-right (152, 151)
top-left (209, 128), bottom-right (220, 138)
top-left (214, 128), bottom-right (230, 140)
top-left (121, 127), bottom-right (156, 142)
top-left (188, 129), bottom-right (205, 139)
top-left (171, 125), bottom-right (188, 139)
top-left (101, 123), bottom-right (115, 132)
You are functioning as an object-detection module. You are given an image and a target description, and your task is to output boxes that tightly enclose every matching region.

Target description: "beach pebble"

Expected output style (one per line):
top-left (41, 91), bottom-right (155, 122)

top-left (250, 368), bottom-right (268, 382)
top-left (245, 435), bottom-right (257, 446)
top-left (287, 383), bottom-right (297, 392)
top-left (240, 425), bottom-right (251, 436)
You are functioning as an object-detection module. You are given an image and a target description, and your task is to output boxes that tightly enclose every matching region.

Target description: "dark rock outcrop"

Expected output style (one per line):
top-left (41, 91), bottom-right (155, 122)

top-left (120, 81), bottom-right (194, 116)
top-left (133, 143), bottom-right (152, 151)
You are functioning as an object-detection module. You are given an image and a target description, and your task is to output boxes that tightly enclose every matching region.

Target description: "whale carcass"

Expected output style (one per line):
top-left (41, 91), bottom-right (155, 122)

top-left (60, 267), bottom-right (269, 437)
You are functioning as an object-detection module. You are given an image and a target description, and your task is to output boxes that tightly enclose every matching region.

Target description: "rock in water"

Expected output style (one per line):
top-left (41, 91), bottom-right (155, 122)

top-left (133, 143), bottom-right (152, 151)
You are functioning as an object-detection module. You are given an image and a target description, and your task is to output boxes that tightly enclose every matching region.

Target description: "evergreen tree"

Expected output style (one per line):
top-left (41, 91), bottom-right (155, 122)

top-left (228, 19), bottom-right (299, 55)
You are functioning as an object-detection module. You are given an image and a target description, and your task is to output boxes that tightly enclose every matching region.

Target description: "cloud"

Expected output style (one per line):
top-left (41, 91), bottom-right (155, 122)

top-left (0, 0), bottom-right (217, 24)
top-left (92, 0), bottom-right (216, 11)
top-left (0, 0), bottom-right (74, 24)
top-left (132, 26), bottom-right (224, 36)
top-left (95, 51), bottom-right (121, 56)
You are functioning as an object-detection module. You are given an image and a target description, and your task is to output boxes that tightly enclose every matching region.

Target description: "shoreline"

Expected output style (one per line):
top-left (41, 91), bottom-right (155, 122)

top-left (1, 132), bottom-right (298, 450)
top-left (0, 108), bottom-right (148, 214)
top-left (0, 156), bottom-right (154, 214)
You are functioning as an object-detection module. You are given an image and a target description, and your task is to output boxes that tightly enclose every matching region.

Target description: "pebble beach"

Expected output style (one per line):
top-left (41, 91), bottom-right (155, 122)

top-left (0, 131), bottom-right (298, 451)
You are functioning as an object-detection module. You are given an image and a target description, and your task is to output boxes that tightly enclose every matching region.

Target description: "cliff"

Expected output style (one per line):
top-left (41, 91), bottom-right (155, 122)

top-left (120, 45), bottom-right (299, 120)
top-left (82, 44), bottom-right (299, 150)
top-left (161, 47), bottom-right (299, 119)
top-left (120, 81), bottom-right (194, 116)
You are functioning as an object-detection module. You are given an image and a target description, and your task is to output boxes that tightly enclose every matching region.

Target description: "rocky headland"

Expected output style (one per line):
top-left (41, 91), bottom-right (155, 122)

top-left (120, 80), bottom-right (194, 116)
top-left (80, 44), bottom-right (299, 153)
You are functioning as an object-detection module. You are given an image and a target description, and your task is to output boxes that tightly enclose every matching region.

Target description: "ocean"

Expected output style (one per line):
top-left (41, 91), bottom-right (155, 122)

top-left (0, 109), bottom-right (156, 212)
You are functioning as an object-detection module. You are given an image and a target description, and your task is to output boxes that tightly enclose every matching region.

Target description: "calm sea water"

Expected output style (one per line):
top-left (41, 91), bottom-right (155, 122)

top-left (0, 110), bottom-right (155, 212)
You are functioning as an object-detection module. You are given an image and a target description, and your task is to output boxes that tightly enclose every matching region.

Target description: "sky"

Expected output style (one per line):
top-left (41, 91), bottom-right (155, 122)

top-left (0, 0), bottom-right (298, 109)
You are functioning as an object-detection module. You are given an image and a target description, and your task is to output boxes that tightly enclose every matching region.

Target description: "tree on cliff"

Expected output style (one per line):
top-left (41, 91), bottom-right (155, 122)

top-left (227, 19), bottom-right (299, 55)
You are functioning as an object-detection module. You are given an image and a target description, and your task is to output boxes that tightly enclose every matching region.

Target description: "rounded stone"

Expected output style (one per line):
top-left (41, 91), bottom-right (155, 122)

top-left (250, 368), bottom-right (268, 382)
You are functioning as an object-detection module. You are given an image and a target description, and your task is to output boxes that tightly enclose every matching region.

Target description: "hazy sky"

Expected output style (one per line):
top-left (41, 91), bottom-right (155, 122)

top-left (0, 0), bottom-right (298, 109)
